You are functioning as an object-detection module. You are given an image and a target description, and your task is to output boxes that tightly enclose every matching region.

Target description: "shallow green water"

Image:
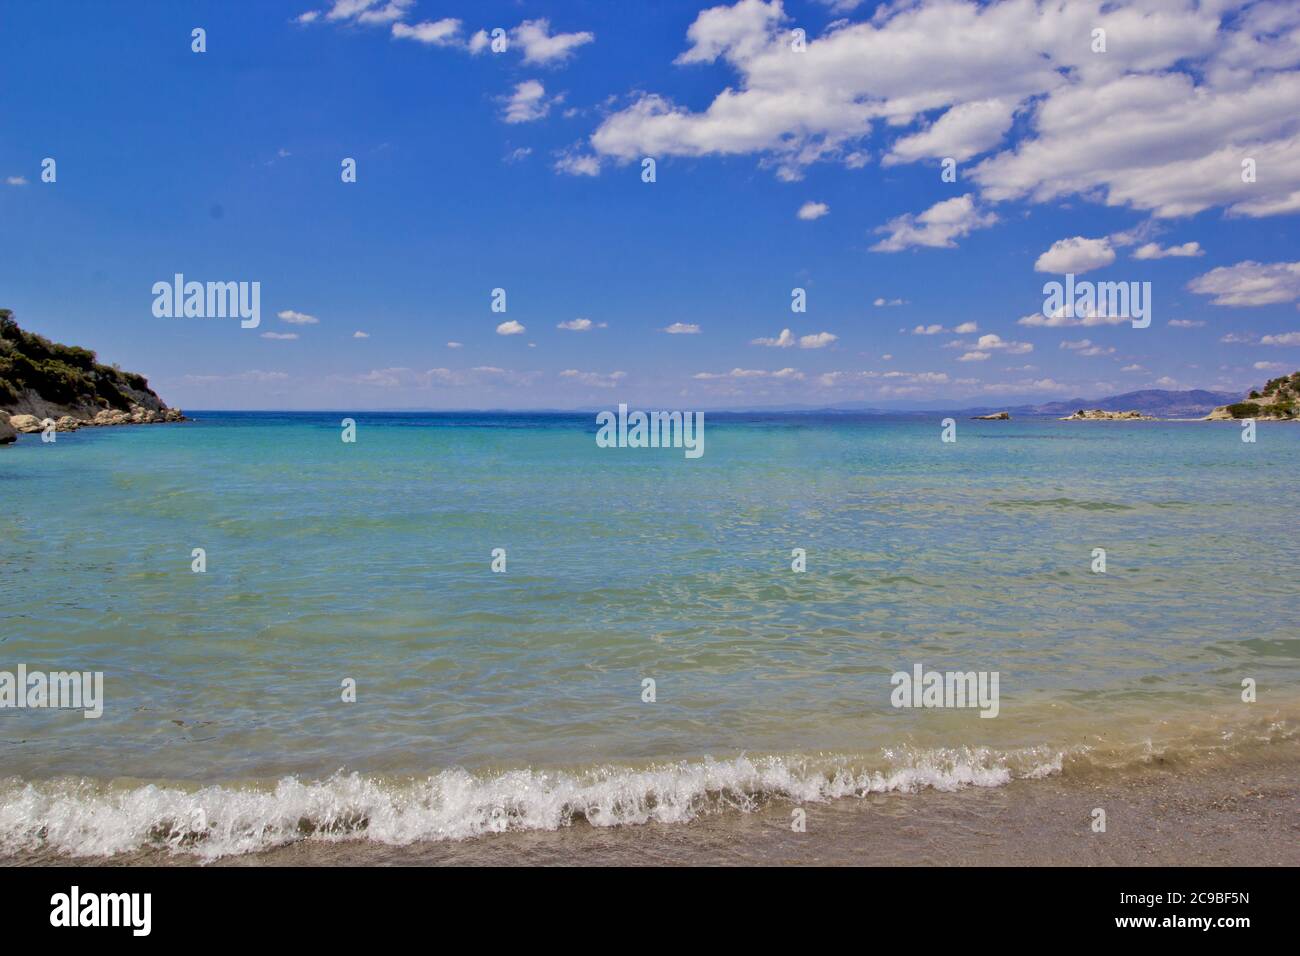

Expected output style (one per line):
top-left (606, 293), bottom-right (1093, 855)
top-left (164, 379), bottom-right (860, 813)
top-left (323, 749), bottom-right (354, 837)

top-left (0, 412), bottom-right (1296, 856)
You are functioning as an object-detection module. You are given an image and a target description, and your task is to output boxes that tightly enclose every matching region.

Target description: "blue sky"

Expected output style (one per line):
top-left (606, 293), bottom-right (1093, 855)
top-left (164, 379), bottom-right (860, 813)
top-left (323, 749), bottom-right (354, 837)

top-left (1, 0), bottom-right (1298, 410)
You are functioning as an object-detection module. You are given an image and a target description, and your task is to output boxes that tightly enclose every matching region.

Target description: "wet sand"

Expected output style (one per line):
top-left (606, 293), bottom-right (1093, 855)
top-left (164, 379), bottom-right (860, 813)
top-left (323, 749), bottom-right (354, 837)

top-left (17, 739), bottom-right (1297, 867)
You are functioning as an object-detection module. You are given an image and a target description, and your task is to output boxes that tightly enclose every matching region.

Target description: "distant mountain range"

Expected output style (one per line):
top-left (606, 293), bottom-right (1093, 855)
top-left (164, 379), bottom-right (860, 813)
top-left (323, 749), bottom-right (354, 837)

top-left (964, 389), bottom-right (1244, 419)
top-left (711, 388), bottom-right (1245, 418)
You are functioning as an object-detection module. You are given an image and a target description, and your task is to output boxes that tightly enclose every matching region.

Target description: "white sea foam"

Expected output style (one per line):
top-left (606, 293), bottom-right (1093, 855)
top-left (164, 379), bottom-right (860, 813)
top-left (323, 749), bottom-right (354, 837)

top-left (0, 748), bottom-right (1067, 860)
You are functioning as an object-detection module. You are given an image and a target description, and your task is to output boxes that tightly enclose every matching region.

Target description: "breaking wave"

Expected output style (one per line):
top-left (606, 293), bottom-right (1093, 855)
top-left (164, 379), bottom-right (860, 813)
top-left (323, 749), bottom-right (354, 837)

top-left (0, 746), bottom-right (1066, 861)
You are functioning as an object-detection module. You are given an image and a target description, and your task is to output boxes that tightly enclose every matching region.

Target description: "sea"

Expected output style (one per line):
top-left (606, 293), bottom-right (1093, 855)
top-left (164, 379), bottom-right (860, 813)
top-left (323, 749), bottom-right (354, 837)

top-left (0, 411), bottom-right (1296, 862)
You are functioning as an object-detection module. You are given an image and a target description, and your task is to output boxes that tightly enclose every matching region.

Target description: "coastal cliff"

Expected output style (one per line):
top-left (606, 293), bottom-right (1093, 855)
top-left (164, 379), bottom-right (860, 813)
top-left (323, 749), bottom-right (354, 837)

top-left (0, 309), bottom-right (183, 442)
top-left (1203, 370), bottom-right (1300, 420)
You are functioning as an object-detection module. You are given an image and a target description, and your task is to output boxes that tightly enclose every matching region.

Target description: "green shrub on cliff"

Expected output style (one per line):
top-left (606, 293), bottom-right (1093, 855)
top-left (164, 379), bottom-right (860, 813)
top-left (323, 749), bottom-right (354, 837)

top-left (0, 308), bottom-right (159, 411)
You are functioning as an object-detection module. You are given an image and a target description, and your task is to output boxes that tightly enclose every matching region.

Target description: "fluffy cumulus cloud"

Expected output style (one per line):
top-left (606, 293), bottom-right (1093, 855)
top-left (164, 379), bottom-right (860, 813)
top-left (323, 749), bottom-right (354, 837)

top-left (495, 320), bottom-right (526, 335)
top-left (1034, 237), bottom-right (1116, 274)
top-left (501, 80), bottom-right (559, 124)
top-left (797, 201), bottom-right (829, 220)
top-left (584, 0), bottom-right (1300, 223)
top-left (884, 98), bottom-right (1017, 166)
top-left (511, 19), bottom-right (595, 65)
top-left (277, 309), bottom-right (319, 325)
top-left (1187, 260), bottom-right (1300, 306)
top-left (751, 328), bottom-right (838, 348)
top-left (871, 194), bottom-right (997, 252)
top-left (662, 322), bottom-right (701, 334)
top-left (970, 333), bottom-right (1033, 354)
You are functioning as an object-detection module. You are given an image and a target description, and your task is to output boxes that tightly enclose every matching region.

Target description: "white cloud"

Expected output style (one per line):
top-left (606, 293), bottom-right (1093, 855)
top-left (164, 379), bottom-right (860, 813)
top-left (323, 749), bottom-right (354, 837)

top-left (502, 80), bottom-right (557, 124)
top-left (1261, 331), bottom-right (1300, 345)
top-left (260, 332), bottom-right (299, 340)
top-left (953, 321), bottom-right (978, 334)
top-left (693, 367), bottom-right (805, 380)
top-left (357, 0), bottom-right (414, 24)
top-left (1133, 241), bottom-right (1204, 259)
top-left (797, 201), bottom-right (829, 220)
top-left (799, 331), bottom-right (837, 348)
top-left (353, 331), bottom-right (369, 339)
top-left (512, 18), bottom-right (594, 65)
top-left (1034, 237), bottom-right (1115, 274)
top-left (446, 341), bottom-right (463, 349)
top-left (968, 333), bottom-right (1033, 354)
top-left (662, 322), bottom-right (701, 334)
top-left (554, 147), bottom-right (600, 176)
top-left (874, 297), bottom-right (907, 307)
top-left (1168, 319), bottom-right (1206, 328)
top-left (752, 328), bottom-right (796, 347)
top-left (1188, 260), bottom-right (1300, 307)
top-left (496, 320), bottom-right (526, 335)
top-left (391, 18), bottom-right (462, 45)
top-left (911, 324), bottom-right (944, 335)
top-left (1018, 306), bottom-right (1129, 328)
top-left (557, 318), bottom-right (606, 331)
top-left (315, 1), bottom-right (412, 24)
top-left (958, 351), bottom-right (990, 362)
top-left (1122, 364), bottom-right (1145, 372)
top-left (871, 194), bottom-right (996, 252)
top-left (751, 328), bottom-right (836, 348)
top-left (5, 176), bottom-right (28, 186)
top-left (585, 0), bottom-right (1300, 218)
top-left (884, 98), bottom-right (1015, 165)
top-left (1254, 361), bottom-right (1289, 370)
top-left (277, 310), bottom-right (319, 325)
top-left (559, 369), bottom-right (626, 388)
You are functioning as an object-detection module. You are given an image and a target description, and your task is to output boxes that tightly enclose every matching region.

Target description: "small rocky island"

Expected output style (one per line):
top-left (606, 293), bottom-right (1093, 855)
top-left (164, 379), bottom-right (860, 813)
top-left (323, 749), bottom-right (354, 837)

top-left (1059, 409), bottom-right (1157, 421)
top-left (0, 308), bottom-right (183, 444)
top-left (971, 411), bottom-right (1010, 420)
top-left (1203, 370), bottom-right (1300, 420)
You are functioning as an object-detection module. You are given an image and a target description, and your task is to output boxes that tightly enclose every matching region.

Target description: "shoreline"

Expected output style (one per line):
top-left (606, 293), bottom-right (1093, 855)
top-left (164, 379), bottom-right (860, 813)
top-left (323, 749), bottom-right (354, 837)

top-left (9, 739), bottom-right (1296, 867)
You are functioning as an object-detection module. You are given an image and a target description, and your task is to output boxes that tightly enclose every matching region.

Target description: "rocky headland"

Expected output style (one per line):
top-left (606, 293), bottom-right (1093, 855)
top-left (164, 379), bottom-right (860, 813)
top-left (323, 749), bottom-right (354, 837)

top-left (971, 411), bottom-right (1010, 420)
top-left (0, 308), bottom-right (184, 444)
top-left (1203, 370), bottom-right (1300, 420)
top-left (1059, 409), bottom-right (1157, 421)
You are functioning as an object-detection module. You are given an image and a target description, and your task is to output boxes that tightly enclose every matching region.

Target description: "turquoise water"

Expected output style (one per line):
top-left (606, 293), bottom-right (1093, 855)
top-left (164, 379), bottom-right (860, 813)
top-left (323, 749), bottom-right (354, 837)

top-left (0, 412), bottom-right (1297, 856)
